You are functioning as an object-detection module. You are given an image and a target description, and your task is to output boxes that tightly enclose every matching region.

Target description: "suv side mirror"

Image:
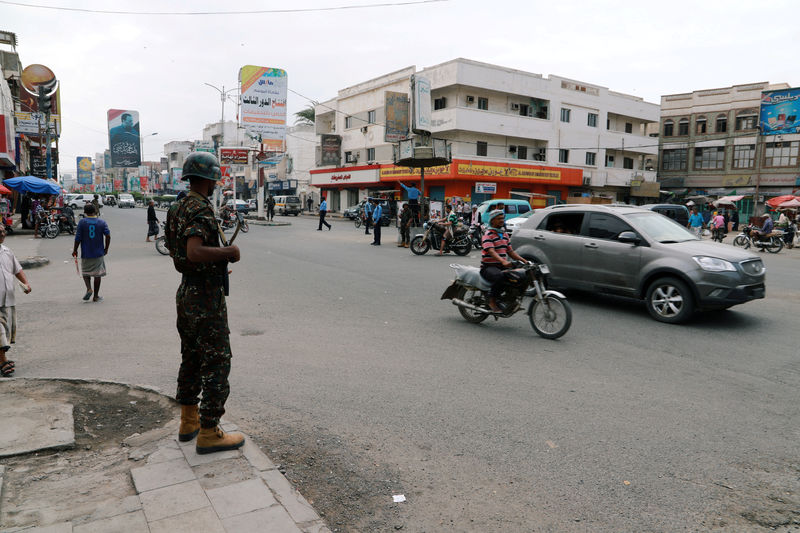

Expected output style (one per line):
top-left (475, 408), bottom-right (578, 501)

top-left (617, 231), bottom-right (641, 245)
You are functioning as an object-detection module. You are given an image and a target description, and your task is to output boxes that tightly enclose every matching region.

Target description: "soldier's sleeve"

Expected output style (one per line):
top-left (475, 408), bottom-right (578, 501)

top-left (182, 205), bottom-right (214, 244)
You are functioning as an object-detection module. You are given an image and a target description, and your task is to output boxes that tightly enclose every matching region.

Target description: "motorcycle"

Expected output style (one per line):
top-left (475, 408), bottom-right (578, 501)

top-left (37, 211), bottom-right (60, 239)
top-left (155, 222), bottom-right (169, 255)
top-left (218, 209), bottom-right (249, 233)
top-left (440, 260), bottom-right (572, 339)
top-left (709, 225), bottom-right (725, 243)
top-left (732, 225), bottom-right (783, 253)
top-left (469, 223), bottom-right (484, 249)
top-left (55, 207), bottom-right (76, 235)
top-left (410, 221), bottom-right (471, 256)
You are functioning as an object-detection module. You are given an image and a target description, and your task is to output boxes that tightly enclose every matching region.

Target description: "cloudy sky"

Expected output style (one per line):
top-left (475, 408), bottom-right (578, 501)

top-left (2, 0), bottom-right (797, 176)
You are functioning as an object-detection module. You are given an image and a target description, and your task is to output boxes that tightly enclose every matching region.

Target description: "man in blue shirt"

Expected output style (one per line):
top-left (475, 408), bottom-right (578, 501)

top-left (72, 203), bottom-right (111, 302)
top-left (370, 199), bottom-right (382, 245)
top-left (317, 196), bottom-right (331, 230)
top-left (687, 207), bottom-right (704, 237)
top-left (753, 212), bottom-right (773, 240)
top-left (399, 182), bottom-right (421, 226)
top-left (363, 198), bottom-right (373, 235)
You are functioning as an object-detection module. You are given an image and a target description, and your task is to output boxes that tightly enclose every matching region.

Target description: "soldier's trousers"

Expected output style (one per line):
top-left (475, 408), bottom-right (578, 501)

top-left (175, 282), bottom-right (231, 428)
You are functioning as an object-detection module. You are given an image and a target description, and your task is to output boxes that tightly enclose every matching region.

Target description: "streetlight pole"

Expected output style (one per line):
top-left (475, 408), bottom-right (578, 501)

top-left (139, 132), bottom-right (158, 193)
top-left (205, 83), bottom-right (239, 208)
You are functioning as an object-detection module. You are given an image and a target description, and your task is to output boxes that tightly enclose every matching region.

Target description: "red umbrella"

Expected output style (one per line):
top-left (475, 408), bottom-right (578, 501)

top-left (0, 184), bottom-right (11, 195)
top-left (766, 195), bottom-right (797, 208)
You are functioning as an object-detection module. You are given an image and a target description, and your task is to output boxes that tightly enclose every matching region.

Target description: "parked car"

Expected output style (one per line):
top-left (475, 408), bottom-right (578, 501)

top-left (248, 199), bottom-right (257, 210)
top-left (66, 194), bottom-right (102, 209)
top-left (104, 195), bottom-right (117, 206)
top-left (118, 194), bottom-right (135, 208)
top-left (476, 198), bottom-right (532, 224)
top-left (510, 204), bottom-right (766, 323)
top-left (640, 203), bottom-right (690, 227)
top-left (222, 199), bottom-right (250, 214)
top-left (273, 195), bottom-right (302, 216)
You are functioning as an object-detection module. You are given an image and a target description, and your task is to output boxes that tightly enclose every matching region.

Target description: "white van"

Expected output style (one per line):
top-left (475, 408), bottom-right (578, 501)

top-left (273, 195), bottom-right (301, 216)
top-left (67, 194), bottom-right (103, 209)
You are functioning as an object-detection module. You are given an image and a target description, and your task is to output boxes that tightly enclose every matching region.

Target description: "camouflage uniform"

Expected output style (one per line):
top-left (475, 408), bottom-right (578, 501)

top-left (165, 191), bottom-right (230, 429)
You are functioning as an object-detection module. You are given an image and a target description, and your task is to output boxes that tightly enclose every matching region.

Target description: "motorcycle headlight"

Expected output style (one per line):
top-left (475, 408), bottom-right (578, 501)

top-left (692, 256), bottom-right (736, 272)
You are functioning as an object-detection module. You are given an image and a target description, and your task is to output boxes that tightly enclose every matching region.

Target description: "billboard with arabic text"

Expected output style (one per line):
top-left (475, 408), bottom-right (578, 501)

top-left (759, 88), bottom-right (800, 135)
top-left (239, 66), bottom-right (287, 151)
top-left (107, 109), bottom-right (141, 167)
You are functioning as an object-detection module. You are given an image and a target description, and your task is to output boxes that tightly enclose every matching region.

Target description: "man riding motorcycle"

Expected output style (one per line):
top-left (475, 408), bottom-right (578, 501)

top-left (752, 212), bottom-right (773, 240)
top-left (480, 209), bottom-right (528, 313)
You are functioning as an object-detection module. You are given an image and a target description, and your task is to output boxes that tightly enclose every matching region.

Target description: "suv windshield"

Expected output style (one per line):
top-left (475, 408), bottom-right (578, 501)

top-left (624, 212), bottom-right (697, 243)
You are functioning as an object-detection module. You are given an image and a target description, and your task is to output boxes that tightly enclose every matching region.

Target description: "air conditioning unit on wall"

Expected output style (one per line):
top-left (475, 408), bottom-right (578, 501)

top-left (509, 145), bottom-right (517, 153)
top-left (583, 175), bottom-right (591, 186)
top-left (510, 103), bottom-right (520, 111)
top-left (466, 95), bottom-right (475, 103)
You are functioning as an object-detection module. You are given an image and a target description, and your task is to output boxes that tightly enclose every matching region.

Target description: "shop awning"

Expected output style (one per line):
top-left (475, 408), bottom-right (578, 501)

top-left (712, 195), bottom-right (745, 207)
top-left (509, 191), bottom-right (557, 199)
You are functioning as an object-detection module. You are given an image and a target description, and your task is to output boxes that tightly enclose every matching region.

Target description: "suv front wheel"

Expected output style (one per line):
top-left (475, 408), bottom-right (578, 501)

top-left (645, 277), bottom-right (694, 324)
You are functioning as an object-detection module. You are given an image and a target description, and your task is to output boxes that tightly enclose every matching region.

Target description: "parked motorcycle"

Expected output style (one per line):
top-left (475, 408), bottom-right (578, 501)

top-left (469, 223), bottom-right (484, 249)
top-left (441, 260), bottom-right (572, 339)
top-left (218, 210), bottom-right (249, 233)
top-left (155, 222), bottom-right (169, 255)
top-left (37, 211), bottom-right (60, 239)
top-left (55, 207), bottom-right (76, 235)
top-left (732, 225), bottom-right (783, 253)
top-left (410, 221), bottom-right (471, 256)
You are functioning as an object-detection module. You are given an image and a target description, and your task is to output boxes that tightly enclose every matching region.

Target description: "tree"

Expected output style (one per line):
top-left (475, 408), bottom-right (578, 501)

top-left (294, 104), bottom-right (316, 125)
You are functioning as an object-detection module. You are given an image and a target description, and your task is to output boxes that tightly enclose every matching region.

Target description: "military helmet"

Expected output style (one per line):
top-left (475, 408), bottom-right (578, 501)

top-left (182, 152), bottom-right (222, 181)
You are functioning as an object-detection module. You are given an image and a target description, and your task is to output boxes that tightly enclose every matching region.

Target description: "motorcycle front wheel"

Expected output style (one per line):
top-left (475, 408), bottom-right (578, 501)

top-left (410, 235), bottom-right (429, 255)
top-left (240, 221), bottom-right (249, 233)
top-left (155, 237), bottom-right (170, 255)
top-left (456, 286), bottom-right (489, 324)
top-left (765, 237), bottom-right (783, 253)
top-left (732, 235), bottom-right (748, 247)
top-left (354, 218), bottom-right (362, 229)
top-left (529, 295), bottom-right (572, 339)
top-left (44, 224), bottom-right (59, 239)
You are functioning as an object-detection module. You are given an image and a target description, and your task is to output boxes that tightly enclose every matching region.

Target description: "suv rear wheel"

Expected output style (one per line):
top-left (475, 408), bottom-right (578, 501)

top-left (645, 277), bottom-right (694, 324)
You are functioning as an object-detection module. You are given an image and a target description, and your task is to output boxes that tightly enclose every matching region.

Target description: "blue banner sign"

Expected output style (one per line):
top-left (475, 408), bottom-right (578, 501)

top-left (759, 88), bottom-right (800, 135)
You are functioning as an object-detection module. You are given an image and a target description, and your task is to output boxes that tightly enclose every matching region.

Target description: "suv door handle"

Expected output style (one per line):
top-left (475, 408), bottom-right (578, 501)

top-left (584, 242), bottom-right (598, 249)
top-left (533, 234), bottom-right (546, 240)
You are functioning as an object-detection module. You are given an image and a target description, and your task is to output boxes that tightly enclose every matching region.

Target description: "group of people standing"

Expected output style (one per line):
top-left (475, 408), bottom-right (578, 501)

top-left (687, 206), bottom-right (740, 238)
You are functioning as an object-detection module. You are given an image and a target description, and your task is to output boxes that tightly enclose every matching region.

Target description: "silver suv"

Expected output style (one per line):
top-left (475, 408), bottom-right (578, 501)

top-left (510, 204), bottom-right (766, 323)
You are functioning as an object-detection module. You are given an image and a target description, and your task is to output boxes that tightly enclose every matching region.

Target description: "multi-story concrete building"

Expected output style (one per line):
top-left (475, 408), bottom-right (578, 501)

top-left (312, 58), bottom-right (660, 211)
top-left (285, 123), bottom-right (317, 205)
top-left (658, 82), bottom-right (798, 215)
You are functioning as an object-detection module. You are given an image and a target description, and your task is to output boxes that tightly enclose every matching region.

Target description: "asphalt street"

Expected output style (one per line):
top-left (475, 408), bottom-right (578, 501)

top-left (10, 206), bottom-right (800, 532)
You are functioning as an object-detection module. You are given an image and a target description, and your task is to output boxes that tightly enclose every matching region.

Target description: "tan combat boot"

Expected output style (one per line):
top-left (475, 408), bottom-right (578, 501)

top-left (196, 426), bottom-right (245, 455)
top-left (178, 404), bottom-right (200, 442)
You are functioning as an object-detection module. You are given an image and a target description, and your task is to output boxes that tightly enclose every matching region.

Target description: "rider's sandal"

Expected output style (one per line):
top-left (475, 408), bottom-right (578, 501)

top-left (1, 360), bottom-right (15, 377)
top-left (82, 290), bottom-right (93, 301)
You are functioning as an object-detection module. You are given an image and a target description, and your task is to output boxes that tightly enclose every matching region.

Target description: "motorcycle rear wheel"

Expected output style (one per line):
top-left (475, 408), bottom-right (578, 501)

top-left (732, 235), bottom-right (748, 247)
top-left (529, 295), bottom-right (572, 339)
top-left (765, 238), bottom-right (783, 253)
top-left (354, 218), bottom-right (362, 229)
top-left (155, 237), bottom-right (170, 255)
top-left (456, 286), bottom-right (489, 324)
top-left (410, 235), bottom-right (429, 255)
top-left (240, 221), bottom-right (249, 233)
top-left (452, 240), bottom-right (471, 256)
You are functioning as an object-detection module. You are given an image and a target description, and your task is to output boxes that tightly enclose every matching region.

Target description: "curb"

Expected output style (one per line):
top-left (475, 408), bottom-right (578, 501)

top-left (0, 377), bottom-right (331, 533)
top-left (19, 256), bottom-right (49, 269)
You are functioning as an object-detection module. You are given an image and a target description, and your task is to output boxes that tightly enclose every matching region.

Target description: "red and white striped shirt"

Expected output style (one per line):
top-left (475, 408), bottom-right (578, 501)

top-left (481, 228), bottom-right (512, 266)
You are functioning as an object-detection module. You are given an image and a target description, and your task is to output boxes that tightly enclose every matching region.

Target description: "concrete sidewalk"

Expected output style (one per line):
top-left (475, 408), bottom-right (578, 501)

top-left (0, 378), bottom-right (331, 533)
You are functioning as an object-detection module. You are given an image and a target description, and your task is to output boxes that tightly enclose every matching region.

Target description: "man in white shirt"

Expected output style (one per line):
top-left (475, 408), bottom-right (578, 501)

top-left (0, 227), bottom-right (31, 376)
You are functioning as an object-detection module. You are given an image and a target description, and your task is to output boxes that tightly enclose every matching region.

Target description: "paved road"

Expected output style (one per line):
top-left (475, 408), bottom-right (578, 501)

top-left (12, 207), bottom-right (800, 531)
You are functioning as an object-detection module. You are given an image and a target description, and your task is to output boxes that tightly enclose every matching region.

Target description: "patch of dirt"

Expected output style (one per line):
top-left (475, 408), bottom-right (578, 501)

top-left (241, 418), bottom-right (407, 533)
top-left (0, 378), bottom-right (177, 529)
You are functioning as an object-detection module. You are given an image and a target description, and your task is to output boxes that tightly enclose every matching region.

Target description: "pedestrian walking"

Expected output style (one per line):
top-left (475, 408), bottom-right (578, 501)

top-left (0, 227), bottom-right (31, 377)
top-left (371, 198), bottom-right (382, 245)
top-left (318, 196), bottom-right (331, 230)
top-left (92, 194), bottom-right (101, 215)
top-left (146, 199), bottom-right (159, 242)
top-left (163, 152), bottom-right (245, 454)
top-left (266, 195), bottom-right (275, 222)
top-left (731, 209), bottom-right (740, 232)
top-left (688, 206), bottom-right (704, 238)
top-left (306, 196), bottom-right (313, 213)
top-left (398, 203), bottom-right (412, 247)
top-left (72, 203), bottom-right (110, 303)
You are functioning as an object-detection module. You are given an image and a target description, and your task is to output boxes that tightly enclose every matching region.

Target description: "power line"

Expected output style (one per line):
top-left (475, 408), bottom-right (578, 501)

top-left (0, 0), bottom-right (447, 15)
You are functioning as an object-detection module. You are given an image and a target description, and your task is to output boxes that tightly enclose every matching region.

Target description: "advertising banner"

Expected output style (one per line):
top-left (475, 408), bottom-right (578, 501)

top-left (475, 182), bottom-right (497, 194)
top-left (759, 88), bottom-right (800, 135)
top-left (384, 91), bottom-right (409, 142)
top-left (219, 147), bottom-right (249, 165)
top-left (140, 177), bottom-right (148, 190)
top-left (107, 109), bottom-right (141, 167)
top-left (194, 140), bottom-right (215, 153)
top-left (113, 179), bottom-right (122, 190)
top-left (239, 65), bottom-right (287, 151)
top-left (76, 156), bottom-right (93, 184)
top-left (19, 64), bottom-right (61, 137)
top-left (29, 147), bottom-right (57, 178)
top-left (0, 114), bottom-right (14, 167)
top-left (13, 111), bottom-right (61, 135)
top-left (319, 134), bottom-right (342, 166)
top-left (411, 75), bottom-right (431, 134)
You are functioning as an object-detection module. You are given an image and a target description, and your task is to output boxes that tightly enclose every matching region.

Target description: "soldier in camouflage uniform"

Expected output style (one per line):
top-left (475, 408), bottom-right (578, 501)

top-left (164, 151), bottom-right (245, 454)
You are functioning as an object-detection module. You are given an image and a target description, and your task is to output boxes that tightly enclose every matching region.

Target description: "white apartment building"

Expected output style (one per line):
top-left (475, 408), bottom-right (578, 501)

top-left (312, 58), bottom-right (660, 211)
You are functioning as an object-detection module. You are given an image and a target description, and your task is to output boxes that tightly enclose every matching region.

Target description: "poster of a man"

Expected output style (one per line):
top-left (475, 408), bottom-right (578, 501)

top-left (107, 109), bottom-right (141, 168)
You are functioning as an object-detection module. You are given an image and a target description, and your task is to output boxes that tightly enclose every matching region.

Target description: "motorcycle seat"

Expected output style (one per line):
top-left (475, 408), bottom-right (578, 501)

top-left (449, 264), bottom-right (492, 291)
